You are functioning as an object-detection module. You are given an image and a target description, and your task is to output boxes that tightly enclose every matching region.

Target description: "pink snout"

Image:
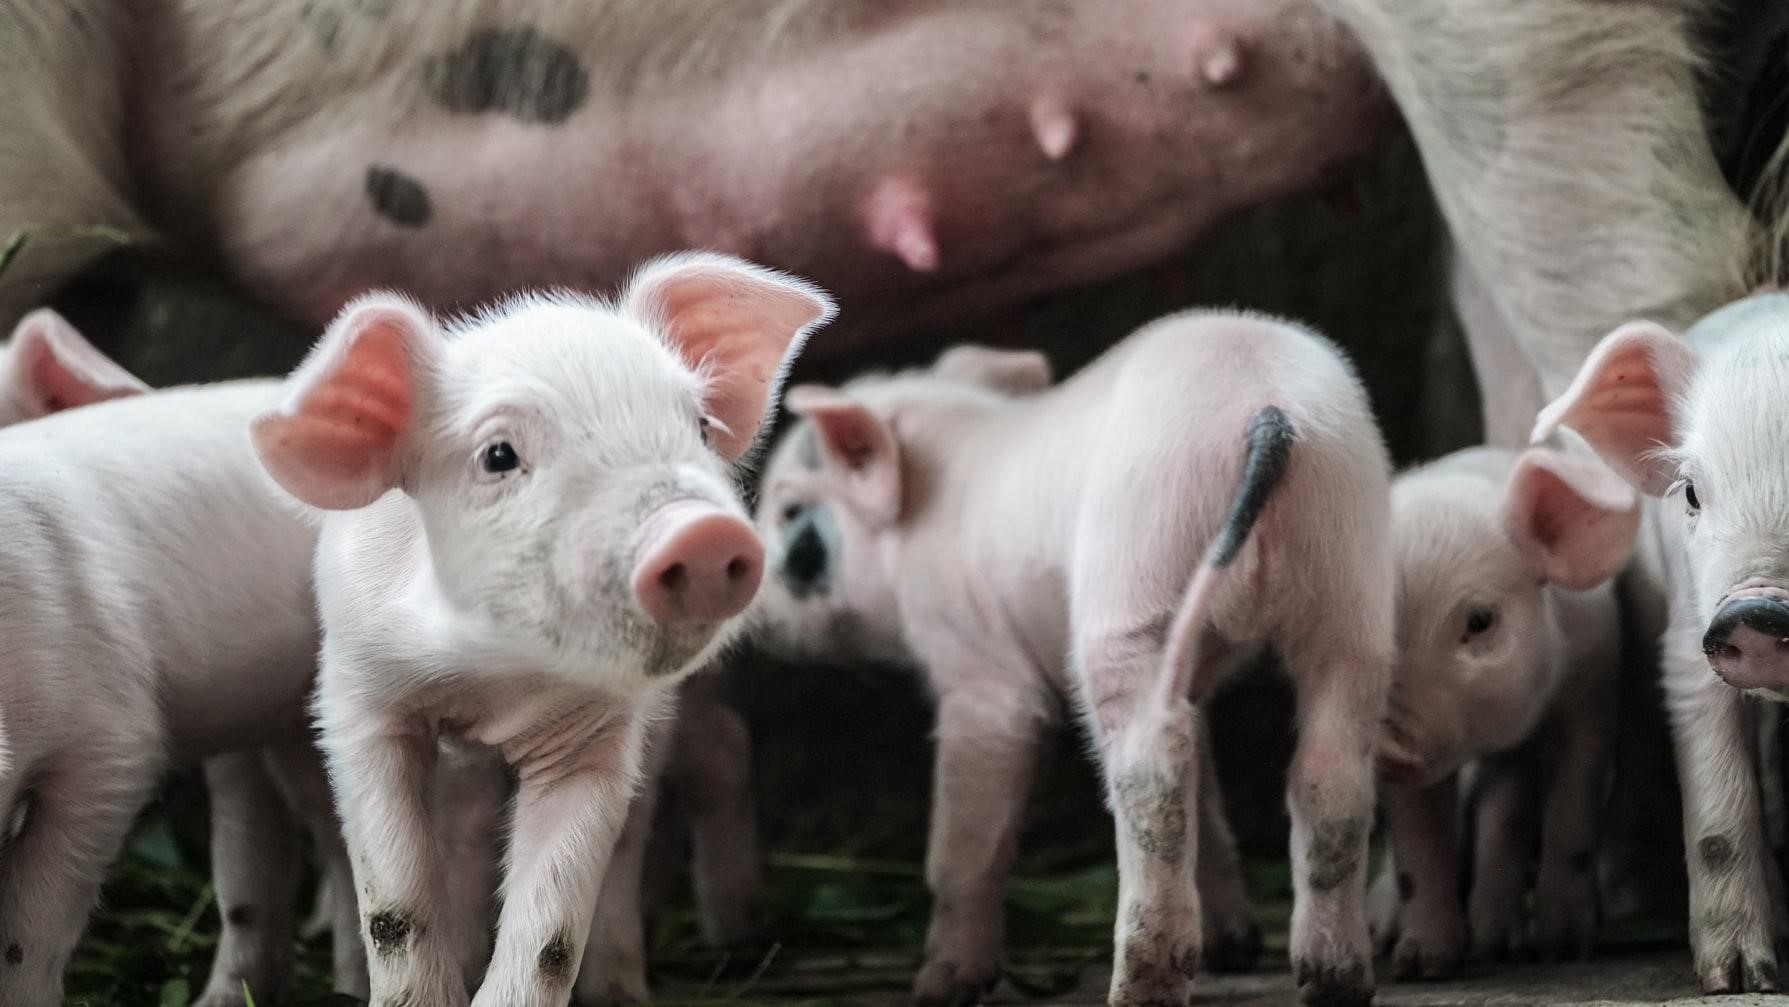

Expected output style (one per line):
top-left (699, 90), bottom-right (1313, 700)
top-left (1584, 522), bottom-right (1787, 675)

top-left (1704, 597), bottom-right (1789, 692)
top-left (632, 501), bottom-right (764, 626)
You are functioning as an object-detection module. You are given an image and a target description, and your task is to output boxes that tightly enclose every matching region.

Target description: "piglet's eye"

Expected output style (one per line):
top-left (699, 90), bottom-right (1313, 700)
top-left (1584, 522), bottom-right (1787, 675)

top-left (482, 441), bottom-right (520, 474)
top-left (1685, 481), bottom-right (1700, 512)
top-left (699, 416), bottom-right (711, 447)
top-left (1464, 606), bottom-right (1496, 638)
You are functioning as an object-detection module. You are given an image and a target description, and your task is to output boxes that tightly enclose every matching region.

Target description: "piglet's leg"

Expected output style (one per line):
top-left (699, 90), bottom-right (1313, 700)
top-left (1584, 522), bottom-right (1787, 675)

top-left (1533, 691), bottom-right (1616, 962)
top-left (1663, 629), bottom-right (1778, 993)
top-left (1283, 655), bottom-right (1379, 1007)
top-left (1382, 776), bottom-right (1463, 981)
top-left (1080, 647), bottom-right (1201, 1007)
top-left (0, 749), bottom-right (159, 1007)
top-left (913, 677), bottom-right (1045, 1007)
top-left (1194, 750), bottom-right (1261, 974)
top-left (263, 738), bottom-right (369, 998)
top-left (319, 701), bottom-right (465, 1007)
top-left (196, 751), bottom-right (300, 1007)
top-left (430, 749), bottom-right (509, 984)
top-left (472, 705), bottom-right (652, 1007)
top-left (575, 715), bottom-right (673, 1007)
top-left (1467, 755), bottom-right (1536, 964)
top-left (674, 677), bottom-right (764, 949)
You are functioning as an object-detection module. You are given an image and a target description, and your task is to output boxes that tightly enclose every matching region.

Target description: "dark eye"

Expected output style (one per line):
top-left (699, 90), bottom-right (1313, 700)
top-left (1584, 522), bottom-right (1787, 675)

top-left (1465, 606), bottom-right (1496, 637)
top-left (481, 441), bottom-right (520, 474)
top-left (698, 416), bottom-right (711, 447)
top-left (781, 502), bottom-right (804, 523)
top-left (1685, 481), bottom-right (1700, 512)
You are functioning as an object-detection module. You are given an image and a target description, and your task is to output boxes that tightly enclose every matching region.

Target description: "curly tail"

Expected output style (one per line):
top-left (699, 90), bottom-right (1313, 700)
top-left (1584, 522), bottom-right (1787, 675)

top-left (1154, 405), bottom-right (1295, 709)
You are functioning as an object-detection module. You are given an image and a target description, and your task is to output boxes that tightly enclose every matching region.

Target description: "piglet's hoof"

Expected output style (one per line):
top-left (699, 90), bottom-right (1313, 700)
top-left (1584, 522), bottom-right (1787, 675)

top-left (1294, 956), bottom-right (1374, 1007)
top-left (912, 957), bottom-right (998, 1007)
top-left (1202, 921), bottom-right (1264, 974)
top-left (1390, 936), bottom-right (1463, 982)
top-left (1699, 948), bottom-right (1779, 994)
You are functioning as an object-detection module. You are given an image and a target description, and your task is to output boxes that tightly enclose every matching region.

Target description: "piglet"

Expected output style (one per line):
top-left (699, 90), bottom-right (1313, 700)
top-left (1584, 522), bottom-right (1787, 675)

top-left (751, 314), bottom-right (1395, 1007)
top-left (251, 252), bottom-right (832, 1006)
top-left (1533, 294), bottom-right (1789, 993)
top-left (1368, 445), bottom-right (1636, 978)
top-left (0, 319), bottom-right (347, 1007)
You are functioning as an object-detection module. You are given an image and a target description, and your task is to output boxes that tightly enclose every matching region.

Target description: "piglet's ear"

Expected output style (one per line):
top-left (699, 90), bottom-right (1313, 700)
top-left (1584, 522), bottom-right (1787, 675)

top-left (3, 309), bottom-right (149, 418)
top-left (933, 344), bottom-right (1053, 395)
top-left (784, 385), bottom-right (902, 527)
top-left (1503, 446), bottom-right (1640, 590)
top-left (252, 294), bottom-right (439, 510)
top-left (1531, 320), bottom-right (1695, 496)
top-left (623, 253), bottom-right (836, 462)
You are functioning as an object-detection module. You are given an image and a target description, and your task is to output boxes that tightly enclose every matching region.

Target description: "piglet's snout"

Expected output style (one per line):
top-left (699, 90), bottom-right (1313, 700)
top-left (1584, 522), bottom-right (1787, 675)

top-left (633, 500), bottom-right (765, 626)
top-left (1703, 597), bottom-right (1789, 691)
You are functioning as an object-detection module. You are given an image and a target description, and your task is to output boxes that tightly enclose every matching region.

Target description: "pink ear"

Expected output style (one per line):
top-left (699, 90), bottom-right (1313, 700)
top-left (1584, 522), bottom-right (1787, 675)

top-left (784, 385), bottom-right (902, 527)
top-left (1531, 320), bottom-right (1696, 495)
top-left (933, 344), bottom-right (1053, 395)
top-left (4, 309), bottom-right (149, 418)
top-left (251, 295), bottom-right (438, 510)
top-left (623, 253), bottom-right (836, 462)
top-left (1503, 446), bottom-right (1641, 590)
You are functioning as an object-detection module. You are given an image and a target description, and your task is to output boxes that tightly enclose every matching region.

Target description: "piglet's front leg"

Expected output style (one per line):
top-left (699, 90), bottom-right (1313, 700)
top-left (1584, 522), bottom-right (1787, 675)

top-left (320, 705), bottom-right (466, 1007)
top-left (473, 702), bottom-right (654, 1007)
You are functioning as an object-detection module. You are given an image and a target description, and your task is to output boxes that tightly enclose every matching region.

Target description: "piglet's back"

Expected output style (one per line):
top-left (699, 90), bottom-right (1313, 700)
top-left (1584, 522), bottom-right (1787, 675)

top-left (0, 380), bottom-right (320, 755)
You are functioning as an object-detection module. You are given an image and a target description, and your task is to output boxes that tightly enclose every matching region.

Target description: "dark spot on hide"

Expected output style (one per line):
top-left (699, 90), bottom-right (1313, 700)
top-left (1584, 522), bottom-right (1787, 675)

top-left (366, 166), bottom-right (432, 226)
top-left (1700, 835), bottom-right (1737, 874)
top-left (538, 930), bottom-right (574, 983)
top-left (1304, 816), bottom-right (1365, 893)
top-left (4, 943), bottom-right (21, 965)
top-left (368, 909), bottom-right (415, 956)
top-left (1114, 770), bottom-right (1187, 862)
top-left (423, 26), bottom-right (590, 124)
top-left (1396, 872), bottom-right (1415, 902)
top-left (227, 905), bottom-right (255, 928)
top-left (1211, 406), bottom-right (1295, 567)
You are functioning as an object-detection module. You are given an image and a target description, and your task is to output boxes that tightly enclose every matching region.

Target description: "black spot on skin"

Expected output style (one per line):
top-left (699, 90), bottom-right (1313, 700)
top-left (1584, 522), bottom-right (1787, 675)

top-left (365, 166), bottom-right (432, 227)
top-left (1396, 872), bottom-right (1415, 902)
top-left (1568, 849), bottom-right (1594, 874)
top-left (1211, 406), bottom-right (1295, 567)
top-left (423, 26), bottom-right (590, 124)
top-left (4, 943), bottom-right (20, 965)
top-left (1700, 835), bottom-right (1737, 874)
top-left (538, 930), bottom-right (573, 983)
top-left (1304, 816), bottom-right (1365, 893)
top-left (226, 905), bottom-right (255, 928)
top-left (368, 910), bottom-right (414, 956)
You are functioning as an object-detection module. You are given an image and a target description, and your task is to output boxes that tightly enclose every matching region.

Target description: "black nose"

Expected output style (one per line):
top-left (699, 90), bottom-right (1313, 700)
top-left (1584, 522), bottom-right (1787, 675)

top-left (1703, 597), bottom-right (1789, 655)
top-left (780, 522), bottom-right (828, 595)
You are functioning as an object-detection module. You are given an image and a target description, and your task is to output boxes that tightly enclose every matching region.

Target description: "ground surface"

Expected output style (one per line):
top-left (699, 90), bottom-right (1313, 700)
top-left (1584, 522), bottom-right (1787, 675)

top-left (646, 949), bottom-right (1763, 1007)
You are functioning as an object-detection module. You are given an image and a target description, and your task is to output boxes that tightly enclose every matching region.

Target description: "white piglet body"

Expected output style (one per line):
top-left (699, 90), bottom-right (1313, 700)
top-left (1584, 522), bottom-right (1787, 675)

top-left (753, 313), bottom-right (1395, 1007)
top-left (254, 253), bottom-right (833, 1007)
top-left (0, 379), bottom-right (327, 1005)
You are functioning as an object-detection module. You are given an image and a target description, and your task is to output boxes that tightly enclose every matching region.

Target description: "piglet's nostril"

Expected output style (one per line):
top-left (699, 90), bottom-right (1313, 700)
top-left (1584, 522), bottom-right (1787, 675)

top-left (726, 557), bottom-right (749, 581)
top-left (659, 563), bottom-right (689, 593)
